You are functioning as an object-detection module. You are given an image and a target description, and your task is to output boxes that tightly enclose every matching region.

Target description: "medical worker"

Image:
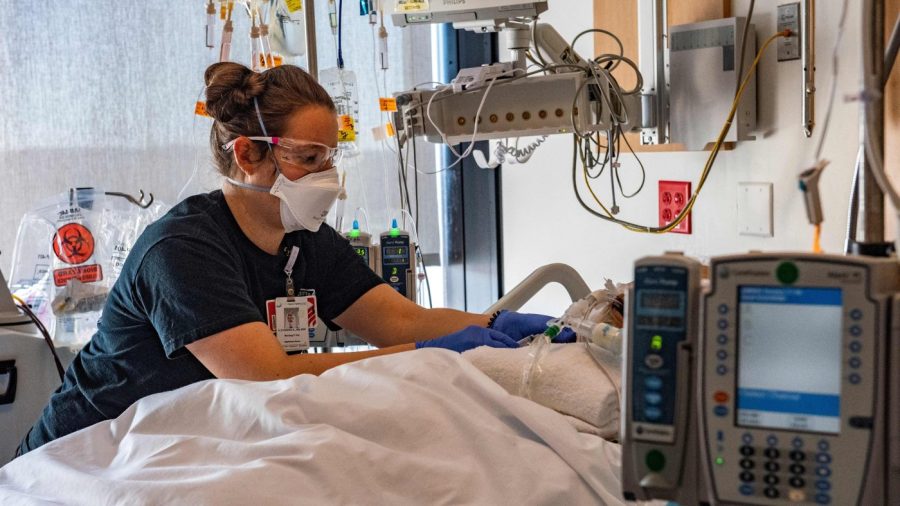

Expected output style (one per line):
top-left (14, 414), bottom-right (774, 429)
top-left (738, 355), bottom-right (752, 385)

top-left (18, 63), bottom-right (569, 455)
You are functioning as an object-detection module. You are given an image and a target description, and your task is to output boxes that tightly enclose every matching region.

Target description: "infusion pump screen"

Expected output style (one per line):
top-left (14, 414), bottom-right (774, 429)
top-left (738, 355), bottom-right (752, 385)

top-left (736, 286), bottom-right (843, 434)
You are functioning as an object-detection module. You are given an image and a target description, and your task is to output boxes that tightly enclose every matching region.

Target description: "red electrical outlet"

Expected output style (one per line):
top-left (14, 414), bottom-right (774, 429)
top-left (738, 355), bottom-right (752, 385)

top-left (659, 180), bottom-right (692, 234)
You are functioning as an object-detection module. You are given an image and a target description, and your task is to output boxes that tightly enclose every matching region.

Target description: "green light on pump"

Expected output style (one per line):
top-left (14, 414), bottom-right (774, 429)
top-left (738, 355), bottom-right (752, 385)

top-left (390, 218), bottom-right (400, 237)
top-left (715, 456), bottom-right (725, 466)
top-left (349, 220), bottom-right (361, 239)
top-left (651, 335), bottom-right (663, 350)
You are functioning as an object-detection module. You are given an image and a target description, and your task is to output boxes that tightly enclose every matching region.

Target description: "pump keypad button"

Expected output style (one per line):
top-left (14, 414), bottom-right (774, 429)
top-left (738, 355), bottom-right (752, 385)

top-left (739, 445), bottom-right (755, 456)
top-left (739, 471), bottom-right (755, 483)
top-left (789, 477), bottom-right (806, 488)
top-left (740, 459), bottom-right (755, 470)
top-left (789, 450), bottom-right (806, 461)
top-left (764, 461), bottom-right (780, 473)
top-left (815, 493), bottom-right (832, 504)
top-left (764, 487), bottom-right (780, 499)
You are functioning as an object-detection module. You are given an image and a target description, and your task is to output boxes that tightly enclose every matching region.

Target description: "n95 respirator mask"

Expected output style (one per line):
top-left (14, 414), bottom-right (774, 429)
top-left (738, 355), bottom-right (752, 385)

top-left (225, 168), bottom-right (343, 233)
top-left (269, 168), bottom-right (342, 233)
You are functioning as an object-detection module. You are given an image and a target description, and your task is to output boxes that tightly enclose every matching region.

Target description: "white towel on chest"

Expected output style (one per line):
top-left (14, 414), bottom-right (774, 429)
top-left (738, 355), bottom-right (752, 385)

top-left (463, 343), bottom-right (621, 440)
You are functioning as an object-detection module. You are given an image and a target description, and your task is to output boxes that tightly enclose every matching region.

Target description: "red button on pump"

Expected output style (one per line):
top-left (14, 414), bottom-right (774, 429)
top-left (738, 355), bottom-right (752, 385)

top-left (714, 391), bottom-right (729, 403)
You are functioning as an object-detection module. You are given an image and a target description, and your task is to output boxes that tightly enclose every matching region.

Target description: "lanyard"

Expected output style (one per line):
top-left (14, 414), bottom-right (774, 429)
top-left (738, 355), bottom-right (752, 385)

top-left (284, 246), bottom-right (299, 296)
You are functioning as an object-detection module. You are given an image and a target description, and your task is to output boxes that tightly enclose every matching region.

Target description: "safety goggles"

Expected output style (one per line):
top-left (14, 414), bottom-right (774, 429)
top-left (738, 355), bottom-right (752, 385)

top-left (223, 136), bottom-right (343, 171)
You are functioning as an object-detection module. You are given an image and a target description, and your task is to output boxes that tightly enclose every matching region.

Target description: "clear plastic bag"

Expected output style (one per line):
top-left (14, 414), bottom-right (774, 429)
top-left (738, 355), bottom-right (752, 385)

top-left (7, 189), bottom-right (166, 348)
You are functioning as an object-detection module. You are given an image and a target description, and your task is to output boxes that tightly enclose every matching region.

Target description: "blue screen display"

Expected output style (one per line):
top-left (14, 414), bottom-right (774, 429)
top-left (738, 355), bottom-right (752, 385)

top-left (736, 286), bottom-right (843, 434)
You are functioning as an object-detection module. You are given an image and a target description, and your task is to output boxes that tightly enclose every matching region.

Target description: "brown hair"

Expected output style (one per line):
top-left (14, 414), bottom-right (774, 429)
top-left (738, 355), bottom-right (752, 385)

top-left (204, 62), bottom-right (336, 176)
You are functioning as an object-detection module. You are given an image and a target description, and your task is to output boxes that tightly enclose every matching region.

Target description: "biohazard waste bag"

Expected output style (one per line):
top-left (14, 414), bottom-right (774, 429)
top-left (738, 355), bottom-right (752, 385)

top-left (8, 188), bottom-right (167, 348)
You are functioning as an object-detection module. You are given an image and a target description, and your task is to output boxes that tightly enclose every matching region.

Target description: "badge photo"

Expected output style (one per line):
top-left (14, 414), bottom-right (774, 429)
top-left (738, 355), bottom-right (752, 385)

top-left (274, 297), bottom-right (311, 353)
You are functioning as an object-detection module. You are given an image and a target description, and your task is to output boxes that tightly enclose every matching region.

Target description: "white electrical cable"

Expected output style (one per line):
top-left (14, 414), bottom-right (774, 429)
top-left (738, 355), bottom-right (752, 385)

top-left (474, 136), bottom-right (549, 169)
top-left (425, 74), bottom-right (502, 171)
top-left (588, 64), bottom-right (629, 125)
top-left (499, 136), bottom-right (548, 163)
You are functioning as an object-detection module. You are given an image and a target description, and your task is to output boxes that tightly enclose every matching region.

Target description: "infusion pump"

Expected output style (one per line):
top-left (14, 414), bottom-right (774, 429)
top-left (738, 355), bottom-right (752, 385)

top-left (622, 252), bottom-right (900, 505)
top-left (334, 227), bottom-right (417, 348)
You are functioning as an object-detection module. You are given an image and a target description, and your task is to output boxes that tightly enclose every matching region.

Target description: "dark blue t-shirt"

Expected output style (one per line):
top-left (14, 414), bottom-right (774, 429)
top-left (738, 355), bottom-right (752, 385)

top-left (19, 191), bottom-right (383, 454)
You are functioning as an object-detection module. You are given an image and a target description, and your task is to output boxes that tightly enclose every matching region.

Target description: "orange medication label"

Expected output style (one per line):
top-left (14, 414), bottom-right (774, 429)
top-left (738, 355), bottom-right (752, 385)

top-left (379, 97), bottom-right (398, 112)
top-left (195, 101), bottom-right (211, 117)
top-left (338, 115), bottom-right (357, 142)
top-left (385, 123), bottom-right (395, 137)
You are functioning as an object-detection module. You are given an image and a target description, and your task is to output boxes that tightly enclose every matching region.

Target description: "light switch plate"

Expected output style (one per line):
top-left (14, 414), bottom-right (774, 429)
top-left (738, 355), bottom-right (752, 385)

top-left (738, 182), bottom-right (773, 237)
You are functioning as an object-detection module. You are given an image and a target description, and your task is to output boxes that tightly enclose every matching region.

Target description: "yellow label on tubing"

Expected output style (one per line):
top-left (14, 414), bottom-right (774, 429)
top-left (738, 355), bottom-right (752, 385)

top-left (396, 0), bottom-right (428, 13)
top-left (195, 101), bottom-right (211, 117)
top-left (379, 97), bottom-right (398, 112)
top-left (272, 54), bottom-right (284, 67)
top-left (286, 0), bottom-right (303, 13)
top-left (338, 115), bottom-right (356, 142)
top-left (385, 123), bottom-right (395, 137)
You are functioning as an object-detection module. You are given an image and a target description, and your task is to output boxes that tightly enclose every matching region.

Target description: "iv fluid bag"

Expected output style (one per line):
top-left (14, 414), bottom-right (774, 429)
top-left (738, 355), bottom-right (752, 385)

top-left (271, 0), bottom-right (307, 57)
top-left (319, 67), bottom-right (361, 157)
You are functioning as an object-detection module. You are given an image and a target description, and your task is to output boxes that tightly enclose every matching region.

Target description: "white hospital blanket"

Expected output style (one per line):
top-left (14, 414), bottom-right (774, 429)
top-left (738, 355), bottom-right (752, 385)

top-left (0, 349), bottom-right (637, 505)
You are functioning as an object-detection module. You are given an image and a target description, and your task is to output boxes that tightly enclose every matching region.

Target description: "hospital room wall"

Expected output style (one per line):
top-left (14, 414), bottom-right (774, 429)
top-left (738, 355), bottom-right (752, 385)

top-left (502, 0), bottom-right (870, 315)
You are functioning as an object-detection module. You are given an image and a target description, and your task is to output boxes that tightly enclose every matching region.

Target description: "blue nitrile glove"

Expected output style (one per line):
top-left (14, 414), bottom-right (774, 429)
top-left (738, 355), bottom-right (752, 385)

top-left (490, 310), bottom-right (576, 343)
top-left (415, 325), bottom-right (519, 353)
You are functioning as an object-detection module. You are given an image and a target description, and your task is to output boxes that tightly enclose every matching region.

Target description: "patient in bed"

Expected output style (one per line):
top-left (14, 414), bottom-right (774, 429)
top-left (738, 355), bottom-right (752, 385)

top-left (0, 283), bottom-right (638, 505)
top-left (464, 284), bottom-right (626, 441)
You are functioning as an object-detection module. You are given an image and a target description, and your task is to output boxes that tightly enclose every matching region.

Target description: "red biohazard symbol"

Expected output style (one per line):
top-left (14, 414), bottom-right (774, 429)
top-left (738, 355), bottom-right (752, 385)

top-left (52, 223), bottom-right (95, 265)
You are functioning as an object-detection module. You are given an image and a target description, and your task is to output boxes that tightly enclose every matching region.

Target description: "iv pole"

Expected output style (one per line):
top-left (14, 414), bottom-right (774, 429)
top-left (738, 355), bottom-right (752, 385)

top-left (847, 0), bottom-right (890, 256)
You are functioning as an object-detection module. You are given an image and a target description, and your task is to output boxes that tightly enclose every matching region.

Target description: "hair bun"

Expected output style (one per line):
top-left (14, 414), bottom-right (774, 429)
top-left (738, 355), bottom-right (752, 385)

top-left (204, 62), bottom-right (267, 123)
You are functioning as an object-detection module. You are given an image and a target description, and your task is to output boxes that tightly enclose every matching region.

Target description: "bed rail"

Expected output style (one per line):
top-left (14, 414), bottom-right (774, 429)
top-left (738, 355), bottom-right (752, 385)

top-left (484, 263), bottom-right (591, 314)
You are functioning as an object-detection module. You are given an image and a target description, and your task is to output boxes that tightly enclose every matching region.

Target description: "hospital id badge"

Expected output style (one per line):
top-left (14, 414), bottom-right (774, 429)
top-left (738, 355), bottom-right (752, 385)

top-left (267, 291), bottom-right (318, 354)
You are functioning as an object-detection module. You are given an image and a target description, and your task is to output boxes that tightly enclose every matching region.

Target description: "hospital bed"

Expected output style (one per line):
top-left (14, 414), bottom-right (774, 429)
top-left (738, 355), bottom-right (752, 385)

top-left (0, 264), bottom-right (648, 505)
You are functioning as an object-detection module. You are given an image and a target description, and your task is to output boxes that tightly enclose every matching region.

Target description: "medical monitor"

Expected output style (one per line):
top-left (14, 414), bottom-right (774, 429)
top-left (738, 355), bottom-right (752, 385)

top-left (735, 285), bottom-right (843, 434)
top-left (389, 0), bottom-right (548, 28)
